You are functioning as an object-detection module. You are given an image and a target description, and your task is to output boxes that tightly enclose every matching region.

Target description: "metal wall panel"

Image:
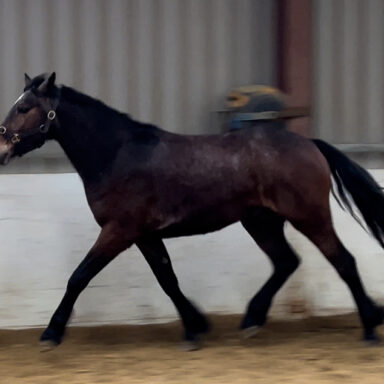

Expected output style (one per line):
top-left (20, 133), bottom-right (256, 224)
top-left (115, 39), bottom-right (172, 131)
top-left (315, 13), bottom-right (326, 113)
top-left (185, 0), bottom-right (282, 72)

top-left (0, 0), bottom-right (276, 173)
top-left (313, 0), bottom-right (384, 145)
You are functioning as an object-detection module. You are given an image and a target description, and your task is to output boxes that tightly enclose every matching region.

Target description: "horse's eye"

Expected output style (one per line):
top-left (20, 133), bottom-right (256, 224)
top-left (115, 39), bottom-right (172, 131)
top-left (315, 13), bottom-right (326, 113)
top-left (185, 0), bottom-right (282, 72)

top-left (17, 105), bottom-right (31, 114)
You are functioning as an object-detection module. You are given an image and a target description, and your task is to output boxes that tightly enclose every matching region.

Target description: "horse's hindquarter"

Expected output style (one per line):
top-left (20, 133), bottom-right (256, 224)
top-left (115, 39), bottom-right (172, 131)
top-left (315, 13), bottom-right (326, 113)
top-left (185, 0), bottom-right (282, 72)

top-left (250, 129), bottom-right (332, 221)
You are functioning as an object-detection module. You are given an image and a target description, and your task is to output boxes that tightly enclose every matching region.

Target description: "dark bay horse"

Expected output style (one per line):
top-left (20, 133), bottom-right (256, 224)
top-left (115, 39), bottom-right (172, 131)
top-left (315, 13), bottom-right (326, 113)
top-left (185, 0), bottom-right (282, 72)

top-left (0, 73), bottom-right (384, 349)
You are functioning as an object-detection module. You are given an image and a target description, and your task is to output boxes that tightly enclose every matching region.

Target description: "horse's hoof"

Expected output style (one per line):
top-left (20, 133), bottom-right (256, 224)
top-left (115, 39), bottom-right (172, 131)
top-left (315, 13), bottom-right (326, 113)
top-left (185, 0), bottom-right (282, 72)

top-left (242, 325), bottom-right (262, 339)
top-left (40, 327), bottom-right (62, 349)
top-left (39, 339), bottom-right (59, 352)
top-left (365, 339), bottom-right (381, 347)
top-left (182, 329), bottom-right (203, 351)
top-left (364, 330), bottom-right (381, 346)
top-left (186, 311), bottom-right (211, 335)
top-left (180, 340), bottom-right (201, 351)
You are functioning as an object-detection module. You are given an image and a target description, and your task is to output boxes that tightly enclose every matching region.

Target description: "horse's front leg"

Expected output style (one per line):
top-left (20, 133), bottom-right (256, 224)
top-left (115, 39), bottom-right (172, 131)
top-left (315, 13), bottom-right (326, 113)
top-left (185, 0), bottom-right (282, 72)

top-left (136, 236), bottom-right (210, 349)
top-left (40, 223), bottom-right (133, 349)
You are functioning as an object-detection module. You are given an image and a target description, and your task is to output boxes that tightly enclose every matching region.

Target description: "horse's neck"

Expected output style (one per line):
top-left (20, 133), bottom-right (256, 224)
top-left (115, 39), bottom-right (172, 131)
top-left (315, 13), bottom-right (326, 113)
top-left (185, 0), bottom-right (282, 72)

top-left (54, 100), bottom-right (123, 183)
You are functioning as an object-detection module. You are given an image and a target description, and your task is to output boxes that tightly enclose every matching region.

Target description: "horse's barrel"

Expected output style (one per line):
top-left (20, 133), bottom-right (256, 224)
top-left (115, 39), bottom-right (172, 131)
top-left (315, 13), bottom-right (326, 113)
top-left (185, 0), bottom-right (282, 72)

top-left (225, 85), bottom-right (286, 131)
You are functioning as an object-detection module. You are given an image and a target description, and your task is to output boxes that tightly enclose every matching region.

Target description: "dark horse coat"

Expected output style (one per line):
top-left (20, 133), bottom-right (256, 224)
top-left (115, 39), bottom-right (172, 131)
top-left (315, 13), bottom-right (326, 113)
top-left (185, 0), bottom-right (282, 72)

top-left (0, 73), bottom-right (383, 349)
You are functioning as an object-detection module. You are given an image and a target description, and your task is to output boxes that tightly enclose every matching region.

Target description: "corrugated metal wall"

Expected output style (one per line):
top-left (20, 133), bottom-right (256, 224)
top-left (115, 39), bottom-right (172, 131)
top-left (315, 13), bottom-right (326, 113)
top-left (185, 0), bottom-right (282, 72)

top-left (0, 0), bottom-right (276, 173)
top-left (313, 0), bottom-right (384, 145)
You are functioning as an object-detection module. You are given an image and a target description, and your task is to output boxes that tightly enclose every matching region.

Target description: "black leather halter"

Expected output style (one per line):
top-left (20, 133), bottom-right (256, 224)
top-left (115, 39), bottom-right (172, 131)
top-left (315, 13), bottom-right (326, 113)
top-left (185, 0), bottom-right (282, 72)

top-left (0, 93), bottom-right (60, 144)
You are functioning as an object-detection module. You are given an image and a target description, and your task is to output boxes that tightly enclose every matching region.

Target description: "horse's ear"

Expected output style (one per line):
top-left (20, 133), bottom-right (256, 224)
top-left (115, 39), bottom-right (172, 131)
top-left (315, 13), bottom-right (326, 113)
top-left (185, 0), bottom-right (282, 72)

top-left (24, 73), bottom-right (32, 87)
top-left (38, 72), bottom-right (56, 94)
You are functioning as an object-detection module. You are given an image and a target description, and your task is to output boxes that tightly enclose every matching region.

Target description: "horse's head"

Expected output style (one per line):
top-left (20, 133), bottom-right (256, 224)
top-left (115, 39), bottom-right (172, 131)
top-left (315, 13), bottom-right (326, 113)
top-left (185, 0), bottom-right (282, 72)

top-left (0, 72), bottom-right (59, 164)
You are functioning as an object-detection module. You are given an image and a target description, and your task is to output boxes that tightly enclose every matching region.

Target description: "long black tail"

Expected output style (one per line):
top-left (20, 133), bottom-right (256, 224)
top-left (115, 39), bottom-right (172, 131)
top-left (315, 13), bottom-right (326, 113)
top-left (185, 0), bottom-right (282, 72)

top-left (313, 139), bottom-right (384, 247)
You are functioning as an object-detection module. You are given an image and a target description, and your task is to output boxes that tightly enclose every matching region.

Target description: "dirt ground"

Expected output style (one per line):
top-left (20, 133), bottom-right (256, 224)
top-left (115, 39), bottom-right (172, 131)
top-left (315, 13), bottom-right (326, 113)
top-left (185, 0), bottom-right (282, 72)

top-left (1, 314), bottom-right (384, 384)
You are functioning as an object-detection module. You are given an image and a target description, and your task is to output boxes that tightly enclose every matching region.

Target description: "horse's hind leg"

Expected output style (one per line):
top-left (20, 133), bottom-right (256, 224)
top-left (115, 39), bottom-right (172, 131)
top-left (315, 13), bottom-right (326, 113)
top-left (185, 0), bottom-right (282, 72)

top-left (136, 236), bottom-right (210, 349)
top-left (293, 213), bottom-right (384, 342)
top-left (240, 208), bottom-right (300, 336)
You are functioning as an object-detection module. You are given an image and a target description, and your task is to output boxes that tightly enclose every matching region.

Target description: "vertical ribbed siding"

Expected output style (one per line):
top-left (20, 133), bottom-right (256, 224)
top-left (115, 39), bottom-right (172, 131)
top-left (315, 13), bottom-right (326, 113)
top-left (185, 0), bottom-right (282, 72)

top-left (313, 0), bottom-right (384, 144)
top-left (0, 0), bottom-right (275, 132)
top-left (0, 0), bottom-right (276, 172)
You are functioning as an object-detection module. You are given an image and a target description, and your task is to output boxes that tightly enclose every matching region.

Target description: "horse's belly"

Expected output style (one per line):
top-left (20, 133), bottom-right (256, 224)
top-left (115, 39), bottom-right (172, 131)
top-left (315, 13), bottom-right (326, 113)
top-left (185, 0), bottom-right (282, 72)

top-left (157, 205), bottom-right (246, 238)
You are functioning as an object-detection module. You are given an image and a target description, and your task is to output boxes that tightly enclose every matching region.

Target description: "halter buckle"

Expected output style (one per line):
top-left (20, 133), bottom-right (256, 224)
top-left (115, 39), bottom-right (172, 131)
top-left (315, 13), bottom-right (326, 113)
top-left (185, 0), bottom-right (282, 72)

top-left (0, 126), bottom-right (6, 135)
top-left (11, 133), bottom-right (20, 144)
top-left (47, 110), bottom-right (56, 120)
top-left (40, 124), bottom-right (49, 133)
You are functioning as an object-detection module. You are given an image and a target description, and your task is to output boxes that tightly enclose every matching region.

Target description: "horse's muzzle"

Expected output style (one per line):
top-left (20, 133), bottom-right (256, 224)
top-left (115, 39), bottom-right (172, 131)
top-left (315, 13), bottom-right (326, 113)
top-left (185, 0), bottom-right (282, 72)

top-left (0, 143), bottom-right (13, 165)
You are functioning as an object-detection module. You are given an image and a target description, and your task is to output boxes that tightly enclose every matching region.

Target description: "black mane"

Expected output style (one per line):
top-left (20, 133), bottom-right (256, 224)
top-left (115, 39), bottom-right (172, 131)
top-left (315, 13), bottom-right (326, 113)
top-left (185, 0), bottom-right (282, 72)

top-left (51, 84), bottom-right (163, 182)
top-left (60, 86), bottom-right (132, 121)
top-left (25, 74), bottom-right (159, 135)
top-left (17, 74), bottom-right (163, 181)
top-left (58, 86), bottom-right (163, 143)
